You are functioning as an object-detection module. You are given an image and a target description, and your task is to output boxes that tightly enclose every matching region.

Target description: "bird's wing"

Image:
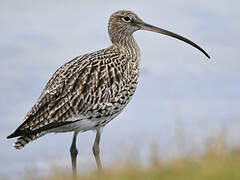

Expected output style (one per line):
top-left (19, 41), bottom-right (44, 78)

top-left (7, 54), bottom-right (87, 138)
top-left (7, 48), bottom-right (123, 138)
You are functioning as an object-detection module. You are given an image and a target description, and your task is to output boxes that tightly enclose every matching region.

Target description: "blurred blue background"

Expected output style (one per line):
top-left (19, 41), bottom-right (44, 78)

top-left (1, 0), bottom-right (239, 178)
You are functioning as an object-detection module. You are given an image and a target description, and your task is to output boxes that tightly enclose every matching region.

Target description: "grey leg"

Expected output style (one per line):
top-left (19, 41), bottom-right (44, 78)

top-left (70, 131), bottom-right (79, 178)
top-left (92, 129), bottom-right (103, 171)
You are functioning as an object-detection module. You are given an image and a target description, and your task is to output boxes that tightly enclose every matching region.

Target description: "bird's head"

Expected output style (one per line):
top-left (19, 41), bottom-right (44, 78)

top-left (108, 10), bottom-right (210, 59)
top-left (108, 10), bottom-right (143, 36)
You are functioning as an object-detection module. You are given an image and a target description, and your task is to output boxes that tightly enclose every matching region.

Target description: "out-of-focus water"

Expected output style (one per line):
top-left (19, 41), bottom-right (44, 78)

top-left (1, 0), bottom-right (240, 178)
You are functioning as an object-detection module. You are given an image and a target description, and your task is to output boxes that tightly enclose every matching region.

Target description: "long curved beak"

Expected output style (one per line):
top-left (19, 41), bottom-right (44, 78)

top-left (141, 22), bottom-right (210, 59)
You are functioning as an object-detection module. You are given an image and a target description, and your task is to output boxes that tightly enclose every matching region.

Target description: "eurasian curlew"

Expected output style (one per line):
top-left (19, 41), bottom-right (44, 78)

top-left (7, 10), bottom-right (210, 177)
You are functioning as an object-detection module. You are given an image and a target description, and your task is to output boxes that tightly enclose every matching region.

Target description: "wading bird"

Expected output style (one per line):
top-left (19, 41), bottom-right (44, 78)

top-left (7, 10), bottom-right (210, 177)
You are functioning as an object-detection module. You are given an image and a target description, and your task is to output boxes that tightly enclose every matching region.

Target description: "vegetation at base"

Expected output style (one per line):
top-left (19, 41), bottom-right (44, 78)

top-left (41, 143), bottom-right (240, 180)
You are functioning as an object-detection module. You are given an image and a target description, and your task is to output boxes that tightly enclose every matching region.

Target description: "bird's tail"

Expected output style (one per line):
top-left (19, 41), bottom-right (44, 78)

top-left (13, 133), bottom-right (40, 150)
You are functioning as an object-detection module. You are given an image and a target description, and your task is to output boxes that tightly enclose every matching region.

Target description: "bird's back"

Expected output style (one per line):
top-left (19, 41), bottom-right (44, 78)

top-left (7, 44), bottom-right (140, 148)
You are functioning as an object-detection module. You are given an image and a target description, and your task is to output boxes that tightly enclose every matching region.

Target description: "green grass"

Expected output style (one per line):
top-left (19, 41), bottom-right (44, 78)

top-left (42, 146), bottom-right (240, 180)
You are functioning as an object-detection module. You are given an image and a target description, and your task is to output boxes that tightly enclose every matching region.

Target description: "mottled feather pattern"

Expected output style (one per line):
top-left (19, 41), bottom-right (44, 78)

top-left (13, 133), bottom-right (41, 150)
top-left (13, 43), bottom-right (140, 144)
top-left (8, 10), bottom-right (143, 150)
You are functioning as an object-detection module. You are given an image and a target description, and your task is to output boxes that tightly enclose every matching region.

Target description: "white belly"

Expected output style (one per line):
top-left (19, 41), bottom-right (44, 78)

top-left (49, 99), bottom-right (129, 133)
top-left (49, 115), bottom-right (112, 133)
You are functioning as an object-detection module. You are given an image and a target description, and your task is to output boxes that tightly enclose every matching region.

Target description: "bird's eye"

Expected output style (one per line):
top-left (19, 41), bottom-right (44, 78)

top-left (122, 16), bottom-right (131, 22)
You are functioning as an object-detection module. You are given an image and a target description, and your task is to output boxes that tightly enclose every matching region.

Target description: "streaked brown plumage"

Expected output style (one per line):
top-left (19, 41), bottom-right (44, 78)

top-left (7, 10), bottom-right (209, 176)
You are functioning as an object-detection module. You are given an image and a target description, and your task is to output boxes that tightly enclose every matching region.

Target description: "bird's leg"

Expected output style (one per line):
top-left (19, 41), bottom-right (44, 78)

top-left (70, 131), bottom-right (79, 178)
top-left (92, 129), bottom-right (103, 172)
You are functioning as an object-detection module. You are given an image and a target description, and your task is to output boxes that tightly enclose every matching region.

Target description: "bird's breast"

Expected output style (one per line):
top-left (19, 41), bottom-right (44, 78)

top-left (68, 50), bottom-right (140, 125)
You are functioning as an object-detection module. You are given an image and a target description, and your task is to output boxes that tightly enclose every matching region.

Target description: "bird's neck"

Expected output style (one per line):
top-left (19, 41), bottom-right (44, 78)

top-left (111, 34), bottom-right (140, 59)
